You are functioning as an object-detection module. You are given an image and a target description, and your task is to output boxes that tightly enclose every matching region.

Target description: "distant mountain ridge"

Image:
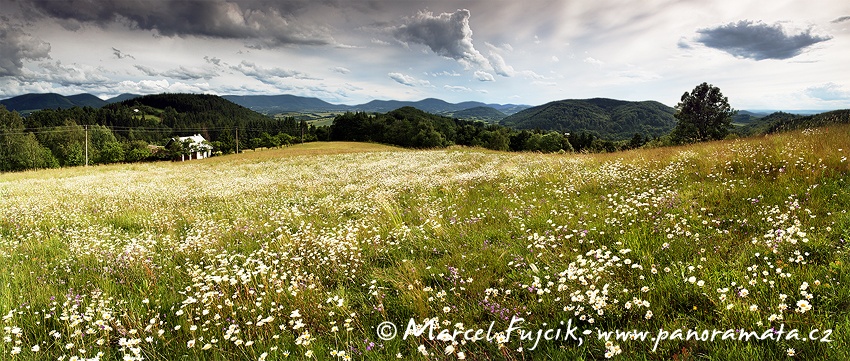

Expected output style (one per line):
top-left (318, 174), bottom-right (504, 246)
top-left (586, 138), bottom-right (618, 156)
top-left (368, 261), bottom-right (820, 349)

top-left (0, 93), bottom-right (103, 113)
top-left (448, 106), bottom-right (507, 123)
top-left (347, 98), bottom-right (528, 115)
top-left (500, 98), bottom-right (678, 140)
top-left (220, 95), bottom-right (531, 116)
top-left (0, 93), bottom-right (139, 113)
top-left (221, 94), bottom-right (347, 112)
top-left (1, 93), bottom-right (531, 118)
top-left (5, 93), bottom-right (845, 140)
top-left (106, 93), bottom-right (143, 103)
top-left (66, 94), bottom-right (107, 108)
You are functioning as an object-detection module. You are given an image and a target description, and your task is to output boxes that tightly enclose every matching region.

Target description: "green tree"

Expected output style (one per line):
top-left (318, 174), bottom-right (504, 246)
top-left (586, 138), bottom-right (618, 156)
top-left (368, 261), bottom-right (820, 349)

top-left (0, 106), bottom-right (58, 171)
top-left (412, 127), bottom-right (445, 148)
top-left (629, 133), bottom-right (646, 149)
top-left (98, 141), bottom-right (124, 164)
top-left (124, 140), bottom-right (152, 162)
top-left (163, 138), bottom-right (198, 160)
top-left (277, 133), bottom-right (296, 146)
top-left (64, 142), bottom-right (86, 166)
top-left (671, 82), bottom-right (736, 143)
top-left (35, 120), bottom-right (86, 166)
top-left (539, 132), bottom-right (572, 152)
top-left (478, 129), bottom-right (510, 151)
top-left (258, 132), bottom-right (281, 148)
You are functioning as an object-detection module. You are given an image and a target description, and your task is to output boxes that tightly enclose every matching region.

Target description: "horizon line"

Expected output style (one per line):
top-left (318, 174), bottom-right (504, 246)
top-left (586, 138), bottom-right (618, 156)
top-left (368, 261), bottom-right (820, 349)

top-left (1, 91), bottom-right (845, 113)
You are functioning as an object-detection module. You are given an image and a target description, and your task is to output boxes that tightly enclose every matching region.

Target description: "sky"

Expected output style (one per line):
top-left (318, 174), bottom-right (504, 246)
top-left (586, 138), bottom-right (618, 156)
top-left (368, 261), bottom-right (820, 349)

top-left (1, 0), bottom-right (849, 110)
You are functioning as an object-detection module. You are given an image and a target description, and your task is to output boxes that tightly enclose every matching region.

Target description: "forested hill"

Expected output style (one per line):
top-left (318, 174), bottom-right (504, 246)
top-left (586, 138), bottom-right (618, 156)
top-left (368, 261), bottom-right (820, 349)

top-left (20, 93), bottom-right (280, 141)
top-left (328, 106), bottom-right (629, 153)
top-left (500, 98), bottom-right (676, 140)
top-left (98, 93), bottom-right (311, 146)
top-left (732, 110), bottom-right (850, 136)
top-left (760, 110), bottom-right (850, 134)
top-left (736, 112), bottom-right (801, 135)
top-left (0, 93), bottom-right (324, 172)
top-left (109, 93), bottom-right (270, 122)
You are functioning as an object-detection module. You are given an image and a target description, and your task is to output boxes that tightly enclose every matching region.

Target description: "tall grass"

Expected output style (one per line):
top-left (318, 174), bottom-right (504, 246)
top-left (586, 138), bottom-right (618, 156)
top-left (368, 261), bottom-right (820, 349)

top-left (1, 126), bottom-right (849, 360)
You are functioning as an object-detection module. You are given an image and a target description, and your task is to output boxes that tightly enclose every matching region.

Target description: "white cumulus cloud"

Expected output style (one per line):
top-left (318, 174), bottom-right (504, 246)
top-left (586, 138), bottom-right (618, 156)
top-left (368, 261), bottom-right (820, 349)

top-left (388, 72), bottom-right (431, 87)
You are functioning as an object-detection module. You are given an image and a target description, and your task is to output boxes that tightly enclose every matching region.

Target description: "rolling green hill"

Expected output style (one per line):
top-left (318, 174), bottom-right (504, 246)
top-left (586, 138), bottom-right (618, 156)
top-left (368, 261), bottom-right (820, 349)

top-left (734, 110), bottom-right (850, 136)
top-left (102, 93), bottom-right (298, 144)
top-left (500, 98), bottom-right (676, 140)
top-left (66, 94), bottom-right (108, 108)
top-left (761, 109), bottom-right (850, 134)
top-left (731, 110), bottom-right (767, 124)
top-left (736, 111), bottom-right (801, 135)
top-left (23, 93), bottom-right (310, 147)
top-left (112, 93), bottom-right (262, 117)
top-left (0, 93), bottom-right (107, 113)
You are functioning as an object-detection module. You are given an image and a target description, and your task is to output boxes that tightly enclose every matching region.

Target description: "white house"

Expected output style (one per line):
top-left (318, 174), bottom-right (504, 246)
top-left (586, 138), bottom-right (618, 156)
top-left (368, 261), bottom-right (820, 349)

top-left (170, 134), bottom-right (213, 161)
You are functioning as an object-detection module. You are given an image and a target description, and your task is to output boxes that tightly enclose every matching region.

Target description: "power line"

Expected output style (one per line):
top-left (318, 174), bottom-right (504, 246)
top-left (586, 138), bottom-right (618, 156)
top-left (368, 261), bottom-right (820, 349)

top-left (0, 118), bottom-right (309, 141)
top-left (1, 125), bottom-right (287, 135)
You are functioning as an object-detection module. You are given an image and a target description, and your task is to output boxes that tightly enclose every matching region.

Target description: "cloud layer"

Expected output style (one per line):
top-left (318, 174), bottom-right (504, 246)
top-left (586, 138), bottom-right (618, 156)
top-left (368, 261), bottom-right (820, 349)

top-left (136, 65), bottom-right (218, 80)
top-left (235, 61), bottom-right (307, 84)
top-left (694, 20), bottom-right (832, 60)
top-left (19, 0), bottom-right (336, 46)
top-left (806, 83), bottom-right (850, 101)
top-left (393, 9), bottom-right (490, 70)
top-left (0, 0), bottom-right (847, 110)
top-left (388, 72), bottom-right (431, 87)
top-left (0, 22), bottom-right (51, 76)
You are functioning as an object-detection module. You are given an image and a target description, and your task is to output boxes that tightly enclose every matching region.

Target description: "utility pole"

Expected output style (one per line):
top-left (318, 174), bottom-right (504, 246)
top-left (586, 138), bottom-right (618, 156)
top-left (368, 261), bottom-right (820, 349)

top-left (235, 126), bottom-right (239, 154)
top-left (85, 125), bottom-right (89, 166)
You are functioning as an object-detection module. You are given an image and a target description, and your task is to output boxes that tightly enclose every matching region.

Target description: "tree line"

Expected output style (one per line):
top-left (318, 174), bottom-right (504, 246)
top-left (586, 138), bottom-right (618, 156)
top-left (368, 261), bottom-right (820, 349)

top-left (1, 83), bottom-right (741, 173)
top-left (327, 106), bottom-right (648, 153)
top-left (0, 93), bottom-right (328, 172)
top-left (328, 82), bottom-right (741, 152)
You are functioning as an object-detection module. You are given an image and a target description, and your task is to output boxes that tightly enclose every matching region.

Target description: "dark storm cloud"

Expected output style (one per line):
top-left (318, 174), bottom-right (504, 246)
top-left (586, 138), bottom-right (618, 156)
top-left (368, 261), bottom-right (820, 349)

top-left (162, 66), bottom-right (218, 80)
top-left (112, 47), bottom-right (135, 60)
top-left (134, 65), bottom-right (159, 77)
top-left (19, 0), bottom-right (336, 46)
top-left (392, 9), bottom-right (490, 70)
top-left (695, 20), bottom-right (831, 60)
top-left (832, 16), bottom-right (850, 23)
top-left (204, 56), bottom-right (223, 66)
top-left (135, 64), bottom-right (218, 80)
top-left (0, 21), bottom-right (51, 76)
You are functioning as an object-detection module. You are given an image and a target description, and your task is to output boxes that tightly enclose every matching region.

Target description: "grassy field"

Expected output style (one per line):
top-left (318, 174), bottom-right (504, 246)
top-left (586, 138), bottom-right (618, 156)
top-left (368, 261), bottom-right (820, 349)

top-left (273, 112), bottom-right (341, 127)
top-left (1, 126), bottom-right (849, 360)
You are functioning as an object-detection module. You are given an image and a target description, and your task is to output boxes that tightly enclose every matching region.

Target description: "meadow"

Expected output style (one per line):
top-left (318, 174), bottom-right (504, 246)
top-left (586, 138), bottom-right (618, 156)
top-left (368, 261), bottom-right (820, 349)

top-left (1, 126), bottom-right (849, 360)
